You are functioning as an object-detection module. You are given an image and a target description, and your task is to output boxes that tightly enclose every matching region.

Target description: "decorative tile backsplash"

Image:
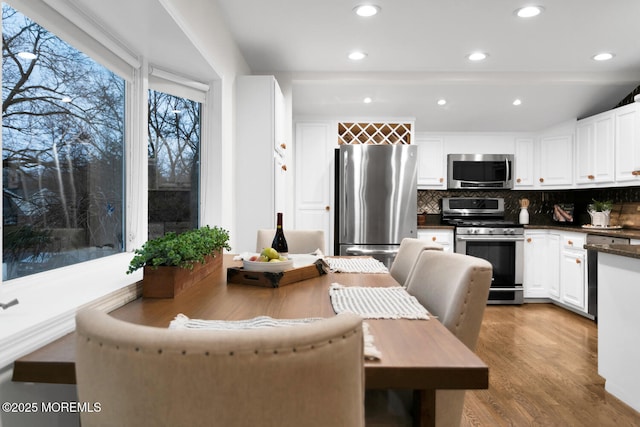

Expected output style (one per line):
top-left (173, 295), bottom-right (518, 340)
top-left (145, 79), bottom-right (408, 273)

top-left (418, 187), bottom-right (640, 225)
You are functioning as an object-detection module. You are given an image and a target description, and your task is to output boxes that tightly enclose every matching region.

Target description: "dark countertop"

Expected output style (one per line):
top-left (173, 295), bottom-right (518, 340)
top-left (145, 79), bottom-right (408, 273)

top-left (415, 214), bottom-right (640, 238)
top-left (524, 224), bottom-right (640, 240)
top-left (583, 244), bottom-right (640, 259)
top-left (417, 224), bottom-right (455, 230)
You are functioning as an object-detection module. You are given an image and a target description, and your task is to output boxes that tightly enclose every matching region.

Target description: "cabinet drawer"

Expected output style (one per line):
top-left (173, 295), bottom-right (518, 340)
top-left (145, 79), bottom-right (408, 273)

top-left (417, 230), bottom-right (453, 252)
top-left (562, 234), bottom-right (585, 250)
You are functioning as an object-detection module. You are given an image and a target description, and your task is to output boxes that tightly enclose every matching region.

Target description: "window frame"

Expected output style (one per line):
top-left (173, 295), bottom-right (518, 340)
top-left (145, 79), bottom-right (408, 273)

top-left (0, 1), bottom-right (213, 368)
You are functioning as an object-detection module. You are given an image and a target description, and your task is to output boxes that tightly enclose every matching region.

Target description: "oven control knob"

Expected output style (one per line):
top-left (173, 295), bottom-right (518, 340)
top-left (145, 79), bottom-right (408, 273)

top-left (473, 229), bottom-right (479, 234)
top-left (488, 229), bottom-right (494, 234)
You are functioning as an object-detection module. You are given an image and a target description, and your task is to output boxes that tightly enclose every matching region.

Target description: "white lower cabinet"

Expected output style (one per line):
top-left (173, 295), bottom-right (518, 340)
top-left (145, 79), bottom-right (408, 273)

top-left (523, 231), bottom-right (553, 298)
top-left (523, 230), bottom-right (589, 316)
top-left (417, 229), bottom-right (453, 253)
top-left (547, 233), bottom-right (561, 299)
top-left (558, 232), bottom-right (587, 311)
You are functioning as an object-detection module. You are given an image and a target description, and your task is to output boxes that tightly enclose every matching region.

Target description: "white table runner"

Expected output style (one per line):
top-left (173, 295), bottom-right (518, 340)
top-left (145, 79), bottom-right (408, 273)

top-left (169, 314), bottom-right (381, 360)
top-left (329, 283), bottom-right (429, 320)
top-left (324, 257), bottom-right (389, 273)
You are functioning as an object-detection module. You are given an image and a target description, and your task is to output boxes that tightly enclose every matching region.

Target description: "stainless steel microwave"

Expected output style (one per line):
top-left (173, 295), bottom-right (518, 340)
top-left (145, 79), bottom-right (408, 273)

top-left (447, 154), bottom-right (514, 189)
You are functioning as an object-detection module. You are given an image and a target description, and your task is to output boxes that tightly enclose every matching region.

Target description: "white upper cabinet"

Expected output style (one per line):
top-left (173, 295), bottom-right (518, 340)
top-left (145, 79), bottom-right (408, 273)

top-left (614, 102), bottom-right (640, 184)
top-left (415, 136), bottom-right (446, 189)
top-left (514, 137), bottom-right (536, 188)
top-left (575, 111), bottom-right (615, 186)
top-left (538, 134), bottom-right (574, 187)
top-left (235, 76), bottom-right (286, 252)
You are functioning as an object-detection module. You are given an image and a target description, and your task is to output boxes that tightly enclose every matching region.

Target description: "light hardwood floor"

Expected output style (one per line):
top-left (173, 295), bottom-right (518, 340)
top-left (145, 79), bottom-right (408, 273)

top-left (461, 304), bottom-right (640, 426)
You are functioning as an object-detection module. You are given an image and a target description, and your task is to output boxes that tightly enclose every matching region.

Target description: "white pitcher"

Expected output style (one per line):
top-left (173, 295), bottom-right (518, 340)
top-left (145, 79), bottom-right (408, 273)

top-left (589, 210), bottom-right (610, 227)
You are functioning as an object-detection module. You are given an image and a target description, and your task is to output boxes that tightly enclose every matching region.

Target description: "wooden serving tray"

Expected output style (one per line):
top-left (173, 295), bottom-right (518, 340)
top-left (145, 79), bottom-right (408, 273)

top-left (227, 259), bottom-right (327, 288)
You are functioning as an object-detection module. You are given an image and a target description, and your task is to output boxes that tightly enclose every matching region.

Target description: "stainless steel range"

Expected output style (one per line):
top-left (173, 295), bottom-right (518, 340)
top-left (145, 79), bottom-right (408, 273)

top-left (442, 197), bottom-right (524, 304)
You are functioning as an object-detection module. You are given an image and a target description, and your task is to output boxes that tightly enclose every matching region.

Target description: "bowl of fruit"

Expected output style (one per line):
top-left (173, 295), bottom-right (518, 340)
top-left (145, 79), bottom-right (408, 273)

top-left (243, 248), bottom-right (293, 272)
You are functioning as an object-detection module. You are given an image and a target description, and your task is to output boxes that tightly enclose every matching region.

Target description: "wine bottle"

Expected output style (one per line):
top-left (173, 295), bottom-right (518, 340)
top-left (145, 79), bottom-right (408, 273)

top-left (271, 212), bottom-right (289, 256)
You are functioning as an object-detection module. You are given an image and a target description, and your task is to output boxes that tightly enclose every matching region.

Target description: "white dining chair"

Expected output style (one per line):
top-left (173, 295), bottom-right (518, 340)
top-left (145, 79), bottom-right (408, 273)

top-left (367, 250), bottom-right (493, 427)
top-left (389, 237), bottom-right (443, 286)
top-left (75, 308), bottom-right (365, 427)
top-left (256, 229), bottom-right (325, 254)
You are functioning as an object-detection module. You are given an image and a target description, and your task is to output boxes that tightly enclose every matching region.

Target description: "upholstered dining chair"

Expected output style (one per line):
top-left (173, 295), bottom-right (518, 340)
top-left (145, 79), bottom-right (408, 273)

top-left (407, 250), bottom-right (493, 427)
top-left (256, 229), bottom-right (325, 254)
top-left (75, 308), bottom-right (364, 427)
top-left (366, 251), bottom-right (492, 427)
top-left (389, 237), bottom-right (443, 287)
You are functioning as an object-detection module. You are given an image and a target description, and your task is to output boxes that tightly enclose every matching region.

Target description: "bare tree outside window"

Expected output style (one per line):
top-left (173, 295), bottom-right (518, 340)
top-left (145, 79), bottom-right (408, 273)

top-left (147, 90), bottom-right (200, 239)
top-left (2, 5), bottom-right (125, 280)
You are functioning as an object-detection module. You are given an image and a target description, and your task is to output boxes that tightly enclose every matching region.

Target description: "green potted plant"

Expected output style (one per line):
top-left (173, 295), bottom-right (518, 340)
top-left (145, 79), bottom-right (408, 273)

top-left (127, 226), bottom-right (231, 298)
top-left (589, 199), bottom-right (613, 212)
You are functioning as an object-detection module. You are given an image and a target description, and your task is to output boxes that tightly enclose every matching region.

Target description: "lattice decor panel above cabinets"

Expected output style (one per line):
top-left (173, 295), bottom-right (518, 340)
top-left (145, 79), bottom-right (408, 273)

top-left (338, 122), bottom-right (413, 145)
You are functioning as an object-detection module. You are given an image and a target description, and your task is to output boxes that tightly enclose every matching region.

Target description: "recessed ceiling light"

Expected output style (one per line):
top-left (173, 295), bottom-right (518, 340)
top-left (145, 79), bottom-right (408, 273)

top-left (515, 6), bottom-right (544, 18)
top-left (513, 99), bottom-right (522, 106)
top-left (17, 51), bottom-right (37, 60)
top-left (348, 51), bottom-right (368, 61)
top-left (593, 52), bottom-right (614, 61)
top-left (467, 52), bottom-right (488, 61)
top-left (363, 97), bottom-right (373, 104)
top-left (437, 99), bottom-right (447, 106)
top-left (354, 4), bottom-right (380, 17)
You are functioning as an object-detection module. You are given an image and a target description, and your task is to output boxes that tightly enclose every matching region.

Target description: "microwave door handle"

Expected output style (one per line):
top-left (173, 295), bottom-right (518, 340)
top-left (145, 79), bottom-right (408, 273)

top-left (505, 157), bottom-right (510, 181)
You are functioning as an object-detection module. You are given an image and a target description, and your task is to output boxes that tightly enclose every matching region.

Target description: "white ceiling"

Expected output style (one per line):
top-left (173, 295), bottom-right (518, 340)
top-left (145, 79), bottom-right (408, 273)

top-left (74, 0), bottom-right (640, 133)
top-left (215, 0), bottom-right (640, 132)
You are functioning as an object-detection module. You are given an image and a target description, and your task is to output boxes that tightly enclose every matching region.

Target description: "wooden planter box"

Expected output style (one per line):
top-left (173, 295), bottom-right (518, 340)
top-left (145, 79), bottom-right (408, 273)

top-left (142, 251), bottom-right (223, 298)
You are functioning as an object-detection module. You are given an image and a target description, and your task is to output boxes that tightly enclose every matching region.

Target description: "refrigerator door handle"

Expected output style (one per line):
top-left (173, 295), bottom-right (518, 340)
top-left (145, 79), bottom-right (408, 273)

top-left (345, 247), bottom-right (399, 256)
top-left (343, 151), bottom-right (348, 240)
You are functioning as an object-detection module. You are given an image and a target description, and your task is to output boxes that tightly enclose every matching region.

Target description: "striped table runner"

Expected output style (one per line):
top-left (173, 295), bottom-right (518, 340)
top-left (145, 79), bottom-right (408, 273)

top-left (329, 283), bottom-right (430, 320)
top-left (324, 257), bottom-right (389, 273)
top-left (169, 314), bottom-right (382, 360)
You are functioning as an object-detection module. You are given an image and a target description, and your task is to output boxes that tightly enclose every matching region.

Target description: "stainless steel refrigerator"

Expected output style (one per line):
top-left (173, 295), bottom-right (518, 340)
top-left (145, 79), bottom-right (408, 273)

top-left (335, 144), bottom-right (418, 267)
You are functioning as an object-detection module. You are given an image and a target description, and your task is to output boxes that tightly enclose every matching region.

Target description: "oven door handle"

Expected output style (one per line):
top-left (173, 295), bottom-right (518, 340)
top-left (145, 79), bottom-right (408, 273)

top-left (456, 235), bottom-right (525, 242)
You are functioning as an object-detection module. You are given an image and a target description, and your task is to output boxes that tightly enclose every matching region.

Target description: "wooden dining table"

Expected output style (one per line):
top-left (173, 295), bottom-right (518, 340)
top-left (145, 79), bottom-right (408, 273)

top-left (12, 255), bottom-right (488, 427)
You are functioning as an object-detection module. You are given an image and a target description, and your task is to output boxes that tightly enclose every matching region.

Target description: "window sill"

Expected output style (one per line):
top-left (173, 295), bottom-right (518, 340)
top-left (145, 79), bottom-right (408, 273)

top-left (0, 253), bottom-right (142, 368)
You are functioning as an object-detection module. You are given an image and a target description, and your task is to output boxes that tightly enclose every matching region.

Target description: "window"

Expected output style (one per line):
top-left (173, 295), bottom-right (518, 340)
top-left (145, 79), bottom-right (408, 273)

top-left (147, 90), bottom-right (201, 239)
top-left (2, 4), bottom-right (125, 280)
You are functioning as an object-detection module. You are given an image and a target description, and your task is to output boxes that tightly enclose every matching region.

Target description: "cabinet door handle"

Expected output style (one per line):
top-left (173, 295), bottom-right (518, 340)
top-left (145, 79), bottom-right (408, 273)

top-left (632, 170), bottom-right (640, 176)
top-left (281, 164), bottom-right (287, 171)
top-left (527, 237), bottom-right (532, 243)
top-left (325, 206), bottom-right (330, 211)
top-left (439, 177), bottom-right (444, 183)
top-left (539, 177), bottom-right (545, 183)
top-left (567, 240), bottom-right (573, 246)
top-left (280, 143), bottom-right (287, 149)
top-left (588, 174), bottom-right (595, 180)
top-left (432, 236), bottom-right (437, 241)
top-left (576, 258), bottom-right (581, 264)
top-left (516, 178), bottom-right (522, 183)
